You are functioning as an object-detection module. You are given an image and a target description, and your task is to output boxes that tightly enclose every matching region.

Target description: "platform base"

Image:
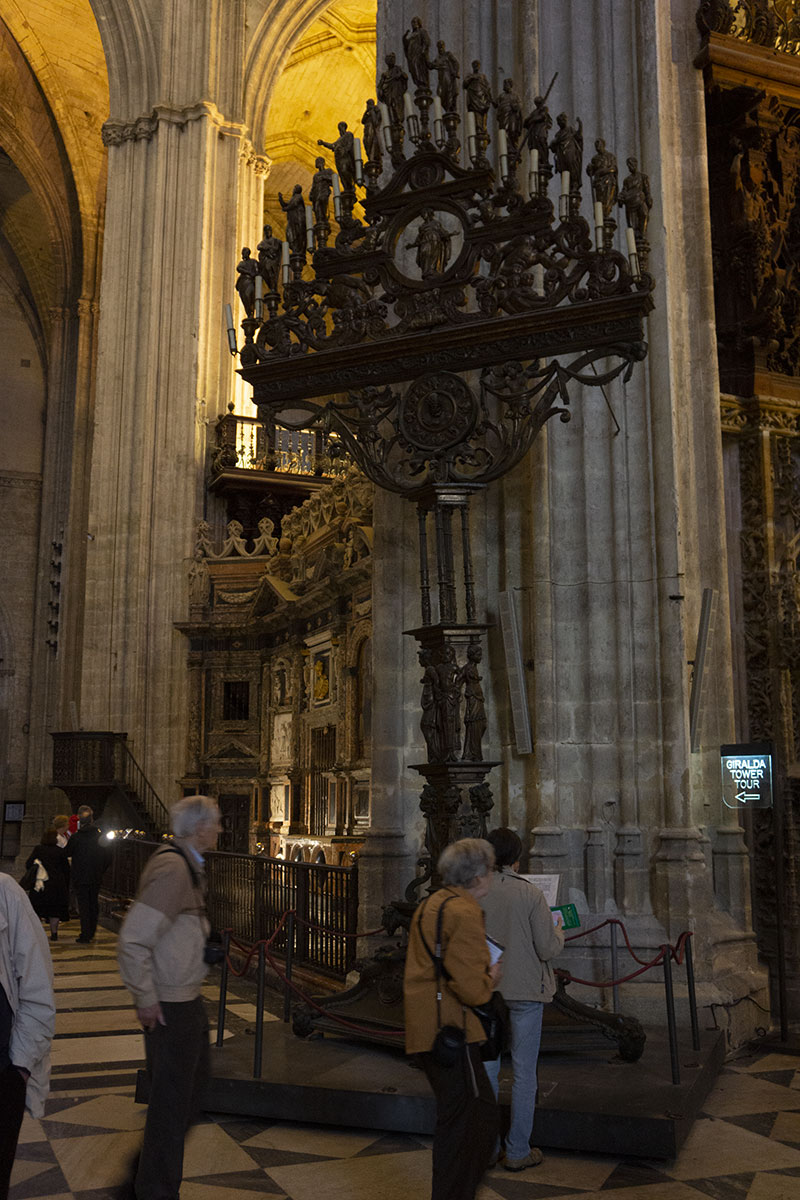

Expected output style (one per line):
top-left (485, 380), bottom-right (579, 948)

top-left (135, 1022), bottom-right (724, 1159)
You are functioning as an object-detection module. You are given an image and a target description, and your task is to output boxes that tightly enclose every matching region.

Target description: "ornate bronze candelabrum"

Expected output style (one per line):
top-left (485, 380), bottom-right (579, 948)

top-left (229, 18), bottom-right (654, 1056)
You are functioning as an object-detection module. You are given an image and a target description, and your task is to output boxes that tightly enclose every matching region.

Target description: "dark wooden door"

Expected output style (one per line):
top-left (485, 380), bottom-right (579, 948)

top-left (218, 793), bottom-right (250, 854)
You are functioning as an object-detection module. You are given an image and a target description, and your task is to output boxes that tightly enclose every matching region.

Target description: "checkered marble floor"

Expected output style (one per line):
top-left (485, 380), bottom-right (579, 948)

top-left (10, 923), bottom-right (800, 1200)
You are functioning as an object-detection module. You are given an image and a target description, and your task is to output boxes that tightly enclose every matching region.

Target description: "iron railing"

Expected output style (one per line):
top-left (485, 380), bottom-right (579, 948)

top-left (106, 839), bottom-right (358, 978)
top-left (114, 741), bottom-right (170, 836)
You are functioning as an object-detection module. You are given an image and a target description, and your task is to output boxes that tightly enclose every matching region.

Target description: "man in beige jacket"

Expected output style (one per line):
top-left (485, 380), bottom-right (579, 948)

top-left (480, 827), bottom-right (564, 1172)
top-left (118, 795), bottom-right (221, 1200)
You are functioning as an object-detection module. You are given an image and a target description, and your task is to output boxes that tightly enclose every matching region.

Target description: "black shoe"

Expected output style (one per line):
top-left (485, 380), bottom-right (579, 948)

top-left (75, 937), bottom-right (92, 943)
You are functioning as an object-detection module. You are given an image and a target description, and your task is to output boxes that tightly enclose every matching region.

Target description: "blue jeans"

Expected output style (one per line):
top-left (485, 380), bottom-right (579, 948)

top-left (483, 1000), bottom-right (544, 1161)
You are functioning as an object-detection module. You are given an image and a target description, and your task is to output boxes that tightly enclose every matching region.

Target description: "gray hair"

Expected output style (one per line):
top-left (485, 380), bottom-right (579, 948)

top-left (171, 795), bottom-right (221, 838)
top-left (438, 838), bottom-right (495, 888)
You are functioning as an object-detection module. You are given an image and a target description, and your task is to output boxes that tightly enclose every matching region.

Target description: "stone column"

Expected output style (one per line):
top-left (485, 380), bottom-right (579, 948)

top-left (79, 2), bottom-right (265, 807)
top-left (22, 285), bottom-right (100, 846)
top-left (356, 489), bottom-right (419, 932)
top-left (531, 0), bottom-right (760, 1009)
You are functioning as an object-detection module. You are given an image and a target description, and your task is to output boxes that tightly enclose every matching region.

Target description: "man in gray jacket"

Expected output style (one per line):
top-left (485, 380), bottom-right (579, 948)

top-left (0, 873), bottom-right (56, 1200)
top-left (480, 828), bottom-right (564, 1172)
top-left (118, 795), bottom-right (221, 1200)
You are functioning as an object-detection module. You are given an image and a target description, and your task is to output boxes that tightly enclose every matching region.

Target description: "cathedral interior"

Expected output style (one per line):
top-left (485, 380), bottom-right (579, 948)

top-left (4, 0), bottom-right (800, 1121)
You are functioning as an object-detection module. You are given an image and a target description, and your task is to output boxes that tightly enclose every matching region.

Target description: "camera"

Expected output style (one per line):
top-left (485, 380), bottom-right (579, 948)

top-left (204, 940), bottom-right (225, 966)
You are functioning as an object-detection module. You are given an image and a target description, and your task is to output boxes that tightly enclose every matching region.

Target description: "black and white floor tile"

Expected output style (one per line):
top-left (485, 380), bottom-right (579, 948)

top-left (10, 925), bottom-right (800, 1200)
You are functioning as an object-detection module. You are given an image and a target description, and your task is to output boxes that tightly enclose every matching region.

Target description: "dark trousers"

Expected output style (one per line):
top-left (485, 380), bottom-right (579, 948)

top-left (135, 997), bottom-right (209, 1200)
top-left (0, 1064), bottom-right (27, 1200)
top-left (419, 1042), bottom-right (498, 1200)
top-left (74, 883), bottom-right (100, 940)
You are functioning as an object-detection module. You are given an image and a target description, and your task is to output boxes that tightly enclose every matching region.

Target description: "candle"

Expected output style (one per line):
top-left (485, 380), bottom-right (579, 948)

top-left (533, 263), bottom-right (544, 297)
top-left (497, 128), bottom-right (508, 180)
top-left (626, 227), bottom-right (640, 279)
top-left (559, 170), bottom-right (570, 220)
top-left (254, 273), bottom-right (263, 321)
top-left (305, 204), bottom-right (314, 251)
top-left (354, 137), bottom-right (363, 185)
top-left (332, 174), bottom-right (341, 220)
top-left (379, 101), bottom-right (391, 127)
top-left (281, 241), bottom-right (290, 286)
top-left (594, 201), bottom-right (604, 247)
top-left (466, 110), bottom-right (477, 163)
top-left (403, 91), bottom-right (414, 120)
top-left (224, 302), bottom-right (237, 353)
top-left (529, 148), bottom-right (539, 197)
top-left (433, 95), bottom-right (444, 146)
top-left (378, 101), bottom-right (392, 152)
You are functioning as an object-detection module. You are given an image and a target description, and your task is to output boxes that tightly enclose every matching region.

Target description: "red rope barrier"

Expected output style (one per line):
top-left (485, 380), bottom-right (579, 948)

top-left (219, 911), bottom-right (695, 1001)
top-left (220, 918), bottom-right (406, 1038)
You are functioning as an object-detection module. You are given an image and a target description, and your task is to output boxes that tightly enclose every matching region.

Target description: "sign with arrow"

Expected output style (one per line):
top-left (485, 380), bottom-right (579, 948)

top-left (720, 742), bottom-right (773, 810)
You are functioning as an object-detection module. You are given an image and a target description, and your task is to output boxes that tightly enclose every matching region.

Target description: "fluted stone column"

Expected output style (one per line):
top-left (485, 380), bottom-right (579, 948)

top-left (80, 2), bottom-right (266, 806)
top-left (528, 0), bottom-right (763, 1026)
top-left (21, 286), bottom-right (101, 851)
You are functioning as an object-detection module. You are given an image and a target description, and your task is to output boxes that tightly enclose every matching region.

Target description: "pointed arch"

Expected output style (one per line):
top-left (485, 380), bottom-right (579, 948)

top-left (245, 0), bottom-right (348, 152)
top-left (88, 0), bottom-right (156, 119)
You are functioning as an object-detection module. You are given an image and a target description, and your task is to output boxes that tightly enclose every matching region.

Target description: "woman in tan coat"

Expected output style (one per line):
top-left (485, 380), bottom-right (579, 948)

top-left (404, 838), bottom-right (502, 1200)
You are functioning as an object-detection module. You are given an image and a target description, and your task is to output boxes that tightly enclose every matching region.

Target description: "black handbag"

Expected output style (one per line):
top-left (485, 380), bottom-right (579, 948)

top-left (472, 991), bottom-right (509, 1061)
top-left (18, 863), bottom-right (36, 893)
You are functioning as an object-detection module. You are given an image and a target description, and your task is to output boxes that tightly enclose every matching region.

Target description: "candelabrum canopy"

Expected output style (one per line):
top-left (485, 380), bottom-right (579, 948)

top-left (233, 21), bottom-right (654, 498)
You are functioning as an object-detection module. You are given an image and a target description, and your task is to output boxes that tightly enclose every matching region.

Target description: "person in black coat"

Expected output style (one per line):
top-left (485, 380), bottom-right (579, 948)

top-left (26, 830), bottom-right (70, 941)
top-left (67, 807), bottom-right (111, 943)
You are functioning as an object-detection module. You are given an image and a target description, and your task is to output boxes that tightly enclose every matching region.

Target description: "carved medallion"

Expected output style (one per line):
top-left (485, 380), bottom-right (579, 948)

top-left (398, 372), bottom-right (477, 450)
top-left (395, 209), bottom-right (464, 282)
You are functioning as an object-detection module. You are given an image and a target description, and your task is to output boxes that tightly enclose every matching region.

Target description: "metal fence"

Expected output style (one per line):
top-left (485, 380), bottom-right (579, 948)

top-left (105, 839), bottom-right (358, 978)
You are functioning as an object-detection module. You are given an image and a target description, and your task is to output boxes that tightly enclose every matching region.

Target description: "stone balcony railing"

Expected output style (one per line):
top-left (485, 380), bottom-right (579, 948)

top-left (210, 410), bottom-right (346, 480)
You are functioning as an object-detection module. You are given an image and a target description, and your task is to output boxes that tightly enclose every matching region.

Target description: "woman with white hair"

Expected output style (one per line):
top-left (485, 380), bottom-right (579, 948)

top-left (404, 838), bottom-right (501, 1200)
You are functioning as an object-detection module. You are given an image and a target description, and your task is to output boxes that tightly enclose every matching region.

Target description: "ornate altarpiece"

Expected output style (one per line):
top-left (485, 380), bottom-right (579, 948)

top-left (697, 0), bottom-right (800, 1015)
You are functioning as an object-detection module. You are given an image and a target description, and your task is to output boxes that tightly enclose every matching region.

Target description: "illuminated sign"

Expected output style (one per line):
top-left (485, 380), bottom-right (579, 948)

top-left (720, 742), bottom-right (773, 810)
